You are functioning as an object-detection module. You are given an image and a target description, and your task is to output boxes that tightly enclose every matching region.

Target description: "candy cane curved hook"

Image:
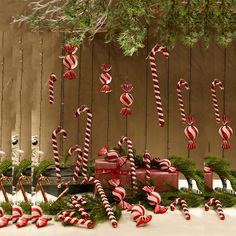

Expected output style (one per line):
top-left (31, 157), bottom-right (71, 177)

top-left (52, 126), bottom-right (67, 183)
top-left (18, 175), bottom-right (30, 203)
top-left (75, 105), bottom-right (92, 177)
top-left (48, 73), bottom-right (57, 104)
top-left (56, 181), bottom-right (70, 201)
top-left (0, 176), bottom-right (11, 202)
top-left (37, 176), bottom-right (49, 203)
top-left (149, 44), bottom-right (169, 127)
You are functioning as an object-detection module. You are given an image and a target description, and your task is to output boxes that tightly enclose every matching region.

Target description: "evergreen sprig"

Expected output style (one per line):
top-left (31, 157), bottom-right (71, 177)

top-left (0, 160), bottom-right (12, 176)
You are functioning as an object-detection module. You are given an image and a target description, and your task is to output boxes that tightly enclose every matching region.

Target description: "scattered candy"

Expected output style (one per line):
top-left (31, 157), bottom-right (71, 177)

top-left (131, 204), bottom-right (152, 227)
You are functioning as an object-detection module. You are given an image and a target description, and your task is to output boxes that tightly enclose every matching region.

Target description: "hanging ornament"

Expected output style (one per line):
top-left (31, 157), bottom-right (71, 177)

top-left (48, 73), bottom-right (57, 104)
top-left (131, 204), bottom-right (152, 227)
top-left (100, 64), bottom-right (112, 93)
top-left (211, 79), bottom-right (233, 149)
top-left (120, 82), bottom-right (134, 116)
top-left (63, 44), bottom-right (78, 80)
top-left (176, 79), bottom-right (199, 149)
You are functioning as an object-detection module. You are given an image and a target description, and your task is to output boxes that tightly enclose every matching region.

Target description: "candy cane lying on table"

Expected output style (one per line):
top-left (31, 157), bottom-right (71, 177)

top-left (170, 198), bottom-right (191, 220)
top-left (37, 176), bottom-right (49, 203)
top-left (48, 73), bottom-right (57, 104)
top-left (75, 105), bottom-right (92, 177)
top-left (205, 198), bottom-right (225, 220)
top-left (118, 136), bottom-right (137, 190)
top-left (71, 195), bottom-right (89, 219)
top-left (0, 176), bottom-right (11, 203)
top-left (68, 145), bottom-right (83, 182)
top-left (82, 177), bottom-right (118, 228)
top-left (143, 152), bottom-right (151, 186)
top-left (149, 44), bottom-right (169, 127)
top-left (52, 127), bottom-right (67, 183)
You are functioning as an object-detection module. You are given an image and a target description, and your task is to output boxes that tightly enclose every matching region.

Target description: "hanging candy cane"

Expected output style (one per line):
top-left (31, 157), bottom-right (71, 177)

top-left (149, 44), bottom-right (169, 127)
top-left (75, 105), bottom-right (92, 177)
top-left (118, 136), bottom-right (137, 190)
top-left (142, 186), bottom-right (167, 214)
top-left (120, 82), bottom-right (134, 116)
top-left (205, 198), bottom-right (225, 220)
top-left (82, 177), bottom-right (118, 228)
top-left (0, 176), bottom-right (11, 202)
top-left (108, 179), bottom-right (132, 210)
top-left (16, 216), bottom-right (31, 228)
top-left (56, 181), bottom-right (70, 201)
top-left (31, 206), bottom-right (43, 223)
top-left (48, 73), bottom-right (57, 104)
top-left (52, 126), bottom-right (67, 183)
top-left (36, 216), bottom-right (52, 228)
top-left (58, 214), bottom-right (94, 229)
top-left (68, 145), bottom-right (83, 182)
top-left (211, 79), bottom-right (233, 149)
top-left (37, 176), bottom-right (49, 203)
top-left (71, 195), bottom-right (89, 219)
top-left (131, 204), bottom-right (152, 227)
top-left (143, 152), bottom-right (151, 185)
top-left (170, 198), bottom-right (191, 220)
top-left (12, 205), bottom-right (23, 223)
top-left (100, 64), bottom-right (112, 93)
top-left (18, 175), bottom-right (30, 203)
top-left (63, 44), bottom-right (78, 80)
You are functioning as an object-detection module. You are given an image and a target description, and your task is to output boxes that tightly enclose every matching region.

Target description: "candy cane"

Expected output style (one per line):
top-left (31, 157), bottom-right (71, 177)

top-left (18, 175), bottom-right (30, 203)
top-left (58, 214), bottom-right (94, 229)
top-left (48, 73), bottom-right (57, 104)
top-left (82, 177), bottom-right (118, 228)
top-left (12, 205), bottom-right (23, 223)
top-left (52, 126), bottom-right (67, 183)
top-left (56, 181), bottom-right (70, 201)
top-left (143, 152), bottom-right (151, 186)
top-left (176, 79), bottom-right (190, 123)
top-left (205, 198), bottom-right (215, 211)
top-left (75, 105), bottom-right (92, 177)
top-left (0, 176), bottom-right (11, 202)
top-left (205, 198), bottom-right (225, 220)
top-left (68, 145), bottom-right (83, 182)
top-left (211, 79), bottom-right (224, 124)
top-left (170, 198), bottom-right (190, 220)
top-left (71, 195), bottom-right (89, 219)
top-left (118, 136), bottom-right (137, 190)
top-left (37, 176), bottom-right (49, 203)
top-left (170, 197), bottom-right (181, 211)
top-left (61, 211), bottom-right (76, 218)
top-left (149, 44), bottom-right (169, 127)
top-left (31, 206), bottom-right (43, 223)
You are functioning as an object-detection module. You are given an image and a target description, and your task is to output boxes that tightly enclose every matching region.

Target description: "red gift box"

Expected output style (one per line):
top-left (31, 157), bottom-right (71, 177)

top-left (136, 168), bottom-right (179, 192)
top-left (204, 172), bottom-right (213, 189)
top-left (95, 159), bottom-right (131, 188)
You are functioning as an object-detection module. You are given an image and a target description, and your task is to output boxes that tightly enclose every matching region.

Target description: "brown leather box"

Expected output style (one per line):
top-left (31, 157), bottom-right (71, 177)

top-left (95, 159), bottom-right (131, 188)
top-left (136, 168), bottom-right (179, 192)
top-left (204, 172), bottom-right (213, 189)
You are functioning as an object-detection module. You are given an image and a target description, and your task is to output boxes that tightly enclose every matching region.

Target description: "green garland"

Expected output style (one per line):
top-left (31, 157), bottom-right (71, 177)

top-left (0, 160), bottom-right (12, 176)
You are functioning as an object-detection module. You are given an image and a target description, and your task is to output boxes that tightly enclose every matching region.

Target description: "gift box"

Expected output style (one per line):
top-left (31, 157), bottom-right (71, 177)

top-left (204, 172), bottom-right (213, 189)
top-left (95, 159), bottom-right (131, 188)
top-left (136, 168), bottom-right (179, 192)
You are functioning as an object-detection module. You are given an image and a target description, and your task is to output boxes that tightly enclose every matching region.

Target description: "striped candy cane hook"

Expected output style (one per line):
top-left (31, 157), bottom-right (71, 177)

top-left (56, 181), bottom-right (70, 201)
top-left (75, 105), bottom-right (92, 178)
top-left (170, 198), bottom-right (190, 220)
top-left (0, 176), bottom-right (11, 202)
top-left (143, 152), bottom-right (151, 186)
top-left (52, 126), bottom-right (67, 183)
top-left (37, 176), bottom-right (49, 203)
top-left (149, 44), bottom-right (169, 127)
top-left (48, 73), bottom-right (57, 104)
top-left (18, 175), bottom-right (30, 203)
top-left (176, 79), bottom-right (190, 123)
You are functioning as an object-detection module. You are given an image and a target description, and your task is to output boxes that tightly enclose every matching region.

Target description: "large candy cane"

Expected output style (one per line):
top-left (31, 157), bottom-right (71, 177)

top-left (75, 105), bottom-right (92, 177)
top-left (18, 175), bottom-right (30, 203)
top-left (143, 152), bottom-right (151, 186)
top-left (48, 73), bottom-right (57, 104)
top-left (52, 126), bottom-right (67, 183)
top-left (37, 176), bottom-right (49, 203)
top-left (71, 195), bottom-right (89, 219)
top-left (118, 136), bottom-right (137, 190)
top-left (68, 145), bottom-right (83, 182)
top-left (149, 44), bottom-right (169, 127)
top-left (0, 176), bottom-right (11, 202)
top-left (82, 177), bottom-right (118, 228)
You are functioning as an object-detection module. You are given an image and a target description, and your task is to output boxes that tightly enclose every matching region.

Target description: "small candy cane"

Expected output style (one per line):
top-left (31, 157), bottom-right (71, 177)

top-left (0, 176), bottom-right (11, 202)
top-left (205, 198), bottom-right (225, 220)
top-left (75, 105), bottom-right (92, 177)
top-left (143, 152), bottom-right (151, 186)
top-left (52, 127), bottom-right (67, 183)
top-left (118, 136), bottom-right (137, 190)
top-left (56, 181), bottom-right (70, 201)
top-left (170, 198), bottom-right (190, 220)
top-left (48, 73), bottom-right (57, 104)
top-left (18, 175), bottom-right (30, 203)
top-left (37, 176), bottom-right (49, 203)
top-left (71, 195), bottom-right (89, 219)
top-left (149, 44), bottom-right (169, 127)
top-left (82, 177), bottom-right (118, 228)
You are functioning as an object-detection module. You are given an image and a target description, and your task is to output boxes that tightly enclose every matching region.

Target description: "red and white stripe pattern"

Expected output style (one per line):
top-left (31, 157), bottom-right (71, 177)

top-left (120, 82), bottom-right (134, 116)
top-left (0, 207), bottom-right (3, 217)
top-left (218, 116), bottom-right (233, 149)
top-left (60, 211), bottom-right (76, 218)
top-left (16, 216), bottom-right (30, 228)
top-left (0, 216), bottom-right (10, 228)
top-left (155, 157), bottom-right (171, 171)
top-left (170, 198), bottom-right (191, 220)
top-left (142, 186), bottom-right (161, 206)
top-left (149, 44), bottom-right (169, 127)
top-left (143, 152), bottom-right (151, 185)
top-left (100, 64), bottom-right (112, 93)
top-left (205, 198), bottom-right (215, 211)
top-left (131, 204), bottom-right (152, 227)
top-left (205, 198), bottom-right (225, 220)
top-left (0, 176), bottom-right (10, 202)
top-left (56, 181), bottom-right (70, 201)
top-left (31, 206), bottom-right (43, 223)
top-left (184, 116), bottom-right (199, 149)
top-left (48, 73), bottom-right (57, 104)
top-left (36, 216), bottom-right (52, 228)
top-left (12, 205), bottom-right (23, 223)
top-left (63, 54), bottom-right (78, 69)
top-left (71, 195), bottom-right (89, 219)
top-left (82, 177), bottom-right (118, 228)
top-left (68, 145), bottom-right (83, 182)
top-left (211, 79), bottom-right (224, 124)
top-left (98, 146), bottom-right (119, 162)
top-left (176, 79), bottom-right (190, 123)
top-left (37, 176), bottom-right (49, 203)
top-left (75, 105), bottom-right (92, 178)
top-left (118, 136), bottom-right (137, 190)
top-left (52, 126), bottom-right (67, 183)
top-left (18, 175), bottom-right (30, 203)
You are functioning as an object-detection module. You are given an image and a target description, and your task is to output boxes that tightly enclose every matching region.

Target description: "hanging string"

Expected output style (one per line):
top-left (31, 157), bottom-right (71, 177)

top-left (0, 32), bottom-right (4, 149)
top-left (188, 47), bottom-right (192, 159)
top-left (90, 40), bottom-right (94, 162)
top-left (167, 54), bottom-right (170, 157)
top-left (77, 43), bottom-right (82, 144)
top-left (19, 37), bottom-right (23, 150)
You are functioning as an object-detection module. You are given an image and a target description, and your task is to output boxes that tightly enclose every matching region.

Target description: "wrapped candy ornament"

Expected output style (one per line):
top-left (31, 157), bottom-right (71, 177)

top-left (0, 207), bottom-right (11, 228)
top-left (108, 179), bottom-right (132, 210)
top-left (120, 82), bottom-right (134, 116)
top-left (154, 157), bottom-right (177, 173)
top-left (100, 64), bottom-right (112, 93)
top-left (63, 44), bottom-right (78, 80)
top-left (218, 116), bottom-right (233, 149)
top-left (131, 204), bottom-right (152, 227)
top-left (142, 186), bottom-right (167, 214)
top-left (98, 146), bottom-right (119, 162)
